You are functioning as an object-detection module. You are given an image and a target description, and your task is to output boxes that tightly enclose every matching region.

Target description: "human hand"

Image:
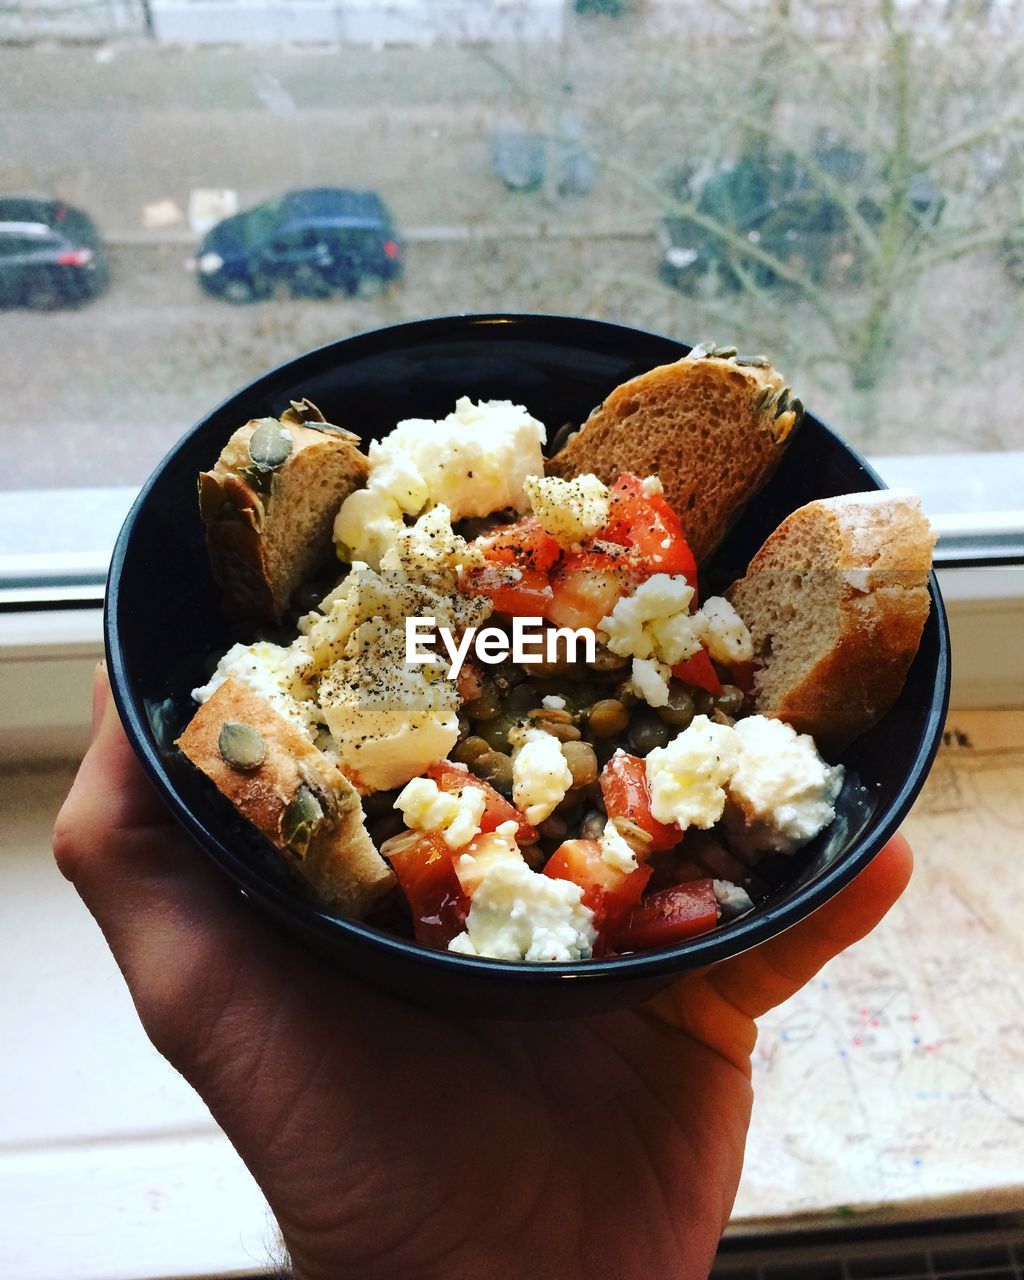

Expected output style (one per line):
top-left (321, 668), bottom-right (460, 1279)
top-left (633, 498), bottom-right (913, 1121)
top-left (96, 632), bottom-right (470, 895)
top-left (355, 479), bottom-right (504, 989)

top-left (54, 665), bottom-right (913, 1280)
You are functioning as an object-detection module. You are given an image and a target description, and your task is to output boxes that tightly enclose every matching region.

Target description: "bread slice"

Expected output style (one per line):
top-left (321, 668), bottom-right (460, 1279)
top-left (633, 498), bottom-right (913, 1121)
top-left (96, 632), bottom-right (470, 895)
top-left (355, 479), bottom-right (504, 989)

top-left (176, 676), bottom-right (395, 917)
top-left (198, 399), bottom-right (369, 622)
top-left (546, 346), bottom-right (801, 563)
top-left (726, 490), bottom-right (935, 752)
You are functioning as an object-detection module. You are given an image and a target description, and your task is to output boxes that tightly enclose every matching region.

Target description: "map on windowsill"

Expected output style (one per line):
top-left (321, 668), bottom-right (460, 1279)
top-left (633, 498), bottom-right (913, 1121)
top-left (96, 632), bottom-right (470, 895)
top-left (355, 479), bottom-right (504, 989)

top-left (732, 708), bottom-right (1024, 1229)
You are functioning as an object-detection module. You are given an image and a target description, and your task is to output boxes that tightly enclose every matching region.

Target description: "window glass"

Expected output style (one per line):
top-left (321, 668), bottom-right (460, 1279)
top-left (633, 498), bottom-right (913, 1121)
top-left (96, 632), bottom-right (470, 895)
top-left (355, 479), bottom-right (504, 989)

top-left (1, 1), bottom-right (1022, 497)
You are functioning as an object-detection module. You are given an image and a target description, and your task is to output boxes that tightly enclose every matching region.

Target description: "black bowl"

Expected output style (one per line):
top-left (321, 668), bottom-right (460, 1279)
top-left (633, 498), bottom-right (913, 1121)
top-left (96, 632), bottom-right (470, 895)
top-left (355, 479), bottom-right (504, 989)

top-left (106, 314), bottom-right (950, 1019)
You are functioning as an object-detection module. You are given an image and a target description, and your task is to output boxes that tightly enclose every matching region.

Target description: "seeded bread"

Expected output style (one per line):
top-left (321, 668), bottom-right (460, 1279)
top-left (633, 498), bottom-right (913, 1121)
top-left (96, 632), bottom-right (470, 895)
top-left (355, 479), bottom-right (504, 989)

top-left (546, 346), bottom-right (801, 564)
top-left (726, 490), bottom-right (935, 752)
top-left (176, 676), bottom-right (395, 917)
top-left (199, 399), bottom-right (369, 622)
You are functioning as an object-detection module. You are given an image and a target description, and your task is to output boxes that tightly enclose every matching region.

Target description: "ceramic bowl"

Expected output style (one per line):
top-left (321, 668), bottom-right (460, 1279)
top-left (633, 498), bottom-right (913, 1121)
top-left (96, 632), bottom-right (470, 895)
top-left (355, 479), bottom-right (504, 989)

top-left (106, 314), bottom-right (949, 1018)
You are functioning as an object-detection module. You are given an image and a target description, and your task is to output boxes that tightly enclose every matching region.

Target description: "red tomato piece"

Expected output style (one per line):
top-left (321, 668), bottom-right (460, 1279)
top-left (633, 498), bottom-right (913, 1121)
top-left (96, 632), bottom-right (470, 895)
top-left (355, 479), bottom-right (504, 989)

top-left (547, 541), bottom-right (637, 631)
top-left (543, 838), bottom-right (653, 946)
top-left (612, 880), bottom-right (720, 953)
top-left (603, 474), bottom-right (698, 583)
top-left (384, 830), bottom-right (467, 949)
top-left (461, 563), bottom-right (553, 618)
top-left (477, 516), bottom-right (561, 573)
top-left (728, 659), bottom-right (757, 694)
top-left (426, 761), bottom-right (537, 844)
top-left (599, 750), bottom-right (683, 853)
top-left (671, 647), bottom-right (723, 695)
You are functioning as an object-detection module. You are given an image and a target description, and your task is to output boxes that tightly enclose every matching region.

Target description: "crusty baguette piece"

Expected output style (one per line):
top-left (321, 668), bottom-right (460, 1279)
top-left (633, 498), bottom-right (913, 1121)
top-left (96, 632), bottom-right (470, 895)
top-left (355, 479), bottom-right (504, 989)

top-left (727, 490), bottom-right (936, 752)
top-left (176, 676), bottom-right (395, 917)
top-left (198, 399), bottom-right (369, 622)
top-left (546, 346), bottom-right (801, 563)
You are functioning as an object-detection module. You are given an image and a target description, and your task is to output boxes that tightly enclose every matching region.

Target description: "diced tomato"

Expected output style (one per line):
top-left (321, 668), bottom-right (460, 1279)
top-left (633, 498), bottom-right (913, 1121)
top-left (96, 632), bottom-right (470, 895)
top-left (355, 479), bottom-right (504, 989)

top-left (477, 516), bottom-right (561, 573)
top-left (612, 880), bottom-right (720, 952)
top-left (426, 761), bottom-right (537, 844)
top-left (671, 647), bottom-right (723, 695)
top-left (544, 838), bottom-right (653, 946)
top-left (547, 541), bottom-right (636, 631)
top-left (461, 563), bottom-right (553, 618)
top-left (599, 751), bottom-right (683, 853)
top-left (728, 659), bottom-right (757, 694)
top-left (602, 474), bottom-right (698, 583)
top-left (384, 830), bottom-right (467, 949)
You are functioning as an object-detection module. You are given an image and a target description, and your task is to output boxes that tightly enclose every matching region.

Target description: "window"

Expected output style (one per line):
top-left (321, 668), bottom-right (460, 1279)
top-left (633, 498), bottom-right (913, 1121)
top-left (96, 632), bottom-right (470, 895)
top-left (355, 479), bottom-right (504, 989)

top-left (0, 1), bottom-right (1021, 605)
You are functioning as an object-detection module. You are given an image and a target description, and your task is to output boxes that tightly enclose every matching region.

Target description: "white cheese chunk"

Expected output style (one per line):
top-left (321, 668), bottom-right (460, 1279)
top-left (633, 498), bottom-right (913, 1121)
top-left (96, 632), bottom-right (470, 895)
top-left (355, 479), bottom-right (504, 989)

top-left (318, 619), bottom-right (459, 791)
top-left (698, 596), bottom-right (754, 665)
top-left (629, 657), bottom-right (672, 708)
top-left (523, 473), bottom-right (610, 547)
top-left (599, 573), bottom-right (701, 665)
top-left (395, 777), bottom-right (487, 850)
top-left (512, 729), bottom-right (573, 825)
top-left (599, 819), bottom-right (640, 873)
top-left (723, 715), bottom-right (845, 855)
top-left (333, 397), bottom-right (546, 567)
top-left (448, 860), bottom-right (596, 962)
top-left (712, 879), bottom-right (755, 917)
top-left (193, 639), bottom-right (320, 739)
top-left (645, 715), bottom-right (741, 829)
top-left (333, 488), bottom-right (405, 570)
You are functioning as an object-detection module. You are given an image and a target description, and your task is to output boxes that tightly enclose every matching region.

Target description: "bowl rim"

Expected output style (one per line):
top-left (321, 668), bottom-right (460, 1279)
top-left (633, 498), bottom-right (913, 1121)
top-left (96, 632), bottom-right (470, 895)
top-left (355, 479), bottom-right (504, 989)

top-left (105, 311), bottom-right (951, 985)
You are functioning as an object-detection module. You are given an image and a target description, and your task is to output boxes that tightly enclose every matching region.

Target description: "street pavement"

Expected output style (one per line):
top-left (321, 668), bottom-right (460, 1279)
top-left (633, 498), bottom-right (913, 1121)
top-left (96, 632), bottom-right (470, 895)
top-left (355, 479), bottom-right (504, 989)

top-left (2, 38), bottom-right (1022, 491)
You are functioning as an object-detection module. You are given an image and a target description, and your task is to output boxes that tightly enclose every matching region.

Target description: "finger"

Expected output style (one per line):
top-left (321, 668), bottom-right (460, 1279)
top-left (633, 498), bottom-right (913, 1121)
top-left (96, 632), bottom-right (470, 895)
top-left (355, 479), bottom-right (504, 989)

top-left (53, 675), bottom-right (308, 1060)
top-left (709, 833), bottom-right (913, 1020)
top-left (91, 659), bottom-right (108, 737)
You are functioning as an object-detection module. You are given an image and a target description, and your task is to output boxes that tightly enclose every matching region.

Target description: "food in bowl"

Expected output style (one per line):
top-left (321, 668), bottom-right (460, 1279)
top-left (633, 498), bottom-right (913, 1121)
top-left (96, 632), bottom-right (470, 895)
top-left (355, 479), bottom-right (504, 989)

top-left (176, 345), bottom-right (935, 963)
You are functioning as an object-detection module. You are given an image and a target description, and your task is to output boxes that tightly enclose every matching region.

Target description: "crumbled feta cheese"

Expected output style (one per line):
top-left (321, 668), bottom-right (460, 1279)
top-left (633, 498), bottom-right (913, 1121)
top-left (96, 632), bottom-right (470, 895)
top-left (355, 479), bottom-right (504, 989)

top-left (448, 860), bottom-right (596, 962)
top-left (523, 473), bottom-right (610, 547)
top-left (512, 729), bottom-right (573, 825)
top-left (334, 398), bottom-right (546, 567)
top-left (379, 504), bottom-right (484, 593)
top-left (699, 596), bottom-right (754, 665)
top-left (193, 640), bottom-right (320, 738)
top-left (600, 573), bottom-right (701, 664)
top-left (542, 695), bottom-right (567, 711)
top-left (712, 879), bottom-right (754, 917)
top-left (629, 656), bottom-right (672, 708)
top-left (333, 488), bottom-right (405, 570)
top-left (395, 777), bottom-right (486, 850)
top-left (600, 819), bottom-right (639, 873)
top-left (723, 715), bottom-right (845, 855)
top-left (641, 475), bottom-right (664, 497)
top-left (645, 715), bottom-right (741, 829)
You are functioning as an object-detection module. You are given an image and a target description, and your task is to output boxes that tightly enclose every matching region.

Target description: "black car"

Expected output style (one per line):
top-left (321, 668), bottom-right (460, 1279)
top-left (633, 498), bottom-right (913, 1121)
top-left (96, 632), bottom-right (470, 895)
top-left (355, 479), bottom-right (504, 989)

top-left (194, 188), bottom-right (403, 303)
top-left (0, 196), bottom-right (109, 309)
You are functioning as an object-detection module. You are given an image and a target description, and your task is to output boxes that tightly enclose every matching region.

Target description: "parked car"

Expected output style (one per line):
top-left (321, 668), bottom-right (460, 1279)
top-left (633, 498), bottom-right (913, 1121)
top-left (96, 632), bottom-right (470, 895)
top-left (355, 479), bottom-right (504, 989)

top-left (657, 141), bottom-right (942, 294)
top-left (193, 188), bottom-right (403, 303)
top-left (0, 196), bottom-right (109, 309)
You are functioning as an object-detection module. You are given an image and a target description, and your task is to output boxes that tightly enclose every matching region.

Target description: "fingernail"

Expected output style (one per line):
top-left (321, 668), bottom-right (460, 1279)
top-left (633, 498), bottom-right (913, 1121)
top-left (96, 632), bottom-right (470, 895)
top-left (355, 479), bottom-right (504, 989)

top-left (91, 660), bottom-right (109, 737)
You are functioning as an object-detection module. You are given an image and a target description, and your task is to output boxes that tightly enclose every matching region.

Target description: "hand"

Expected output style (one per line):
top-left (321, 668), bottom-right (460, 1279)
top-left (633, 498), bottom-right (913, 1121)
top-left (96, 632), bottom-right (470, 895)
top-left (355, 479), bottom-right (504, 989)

top-left (54, 665), bottom-right (912, 1280)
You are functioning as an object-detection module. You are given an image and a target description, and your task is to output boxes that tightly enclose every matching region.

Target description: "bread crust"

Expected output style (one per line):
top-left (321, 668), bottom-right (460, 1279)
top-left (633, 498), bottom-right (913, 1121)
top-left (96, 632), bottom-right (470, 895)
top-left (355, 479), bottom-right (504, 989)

top-left (176, 677), bottom-right (395, 917)
top-left (546, 351), bottom-right (801, 563)
top-left (200, 405), bottom-right (369, 622)
top-left (727, 491), bottom-right (936, 751)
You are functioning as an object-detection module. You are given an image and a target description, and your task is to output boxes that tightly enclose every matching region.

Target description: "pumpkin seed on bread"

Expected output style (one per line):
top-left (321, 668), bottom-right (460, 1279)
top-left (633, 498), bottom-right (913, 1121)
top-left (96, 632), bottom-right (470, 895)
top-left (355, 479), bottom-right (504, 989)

top-left (199, 398), bottom-right (369, 622)
top-left (176, 675), bottom-right (395, 917)
top-left (546, 344), bottom-right (801, 564)
top-left (726, 490), bottom-right (936, 753)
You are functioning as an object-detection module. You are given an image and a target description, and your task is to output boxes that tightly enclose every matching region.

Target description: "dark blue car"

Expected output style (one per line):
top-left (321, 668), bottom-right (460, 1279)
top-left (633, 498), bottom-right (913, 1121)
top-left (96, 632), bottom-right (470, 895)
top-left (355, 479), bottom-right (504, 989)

top-left (194, 188), bottom-right (403, 304)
